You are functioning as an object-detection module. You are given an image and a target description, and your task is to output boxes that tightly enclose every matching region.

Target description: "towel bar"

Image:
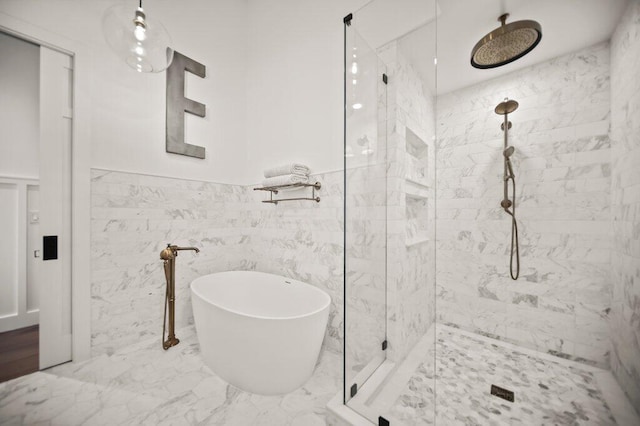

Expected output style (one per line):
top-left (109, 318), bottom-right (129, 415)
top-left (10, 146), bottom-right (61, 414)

top-left (254, 182), bottom-right (321, 204)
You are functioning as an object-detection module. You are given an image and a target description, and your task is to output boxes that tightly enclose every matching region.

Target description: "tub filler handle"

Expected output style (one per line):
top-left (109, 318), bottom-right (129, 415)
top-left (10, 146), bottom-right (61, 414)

top-left (160, 244), bottom-right (200, 350)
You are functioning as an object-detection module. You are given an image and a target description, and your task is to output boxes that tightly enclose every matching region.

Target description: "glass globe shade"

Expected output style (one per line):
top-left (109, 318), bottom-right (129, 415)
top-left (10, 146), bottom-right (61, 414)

top-left (102, 3), bottom-right (174, 73)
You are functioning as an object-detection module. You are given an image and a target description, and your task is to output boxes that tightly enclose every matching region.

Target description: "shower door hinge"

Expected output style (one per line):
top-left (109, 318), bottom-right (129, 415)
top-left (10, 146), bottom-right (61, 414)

top-left (379, 416), bottom-right (390, 426)
top-left (382, 73), bottom-right (388, 84)
top-left (382, 339), bottom-right (388, 350)
top-left (350, 383), bottom-right (357, 397)
top-left (343, 13), bottom-right (353, 25)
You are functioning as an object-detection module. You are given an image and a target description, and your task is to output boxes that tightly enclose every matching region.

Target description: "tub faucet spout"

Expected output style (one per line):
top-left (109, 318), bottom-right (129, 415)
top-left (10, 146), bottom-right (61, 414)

top-left (161, 245), bottom-right (199, 260)
top-left (175, 246), bottom-right (200, 253)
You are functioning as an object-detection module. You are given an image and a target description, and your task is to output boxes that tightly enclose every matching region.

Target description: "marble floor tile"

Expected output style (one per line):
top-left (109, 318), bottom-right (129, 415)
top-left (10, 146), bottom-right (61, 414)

top-left (0, 372), bottom-right (164, 425)
top-left (4, 324), bottom-right (637, 425)
top-left (0, 326), bottom-right (341, 425)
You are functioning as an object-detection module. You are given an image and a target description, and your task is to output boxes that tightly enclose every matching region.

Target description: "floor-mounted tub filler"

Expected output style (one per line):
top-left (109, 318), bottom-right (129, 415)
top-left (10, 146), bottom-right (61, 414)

top-left (191, 271), bottom-right (331, 395)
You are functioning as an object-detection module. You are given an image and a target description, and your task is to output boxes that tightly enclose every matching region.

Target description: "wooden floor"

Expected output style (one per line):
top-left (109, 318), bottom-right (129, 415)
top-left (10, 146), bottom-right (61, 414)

top-left (0, 325), bottom-right (39, 383)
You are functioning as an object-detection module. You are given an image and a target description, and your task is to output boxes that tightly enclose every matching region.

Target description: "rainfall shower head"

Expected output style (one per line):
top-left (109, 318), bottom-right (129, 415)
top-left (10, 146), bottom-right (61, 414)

top-left (471, 13), bottom-right (542, 69)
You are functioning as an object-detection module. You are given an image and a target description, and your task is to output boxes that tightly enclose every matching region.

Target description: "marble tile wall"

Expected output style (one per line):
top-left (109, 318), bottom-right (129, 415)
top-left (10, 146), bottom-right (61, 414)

top-left (436, 42), bottom-right (612, 367)
top-left (91, 169), bottom-right (346, 357)
top-left (90, 170), bottom-right (252, 356)
top-left (610, 0), bottom-right (640, 412)
top-left (379, 41), bottom-right (437, 364)
top-left (247, 171), bottom-right (344, 355)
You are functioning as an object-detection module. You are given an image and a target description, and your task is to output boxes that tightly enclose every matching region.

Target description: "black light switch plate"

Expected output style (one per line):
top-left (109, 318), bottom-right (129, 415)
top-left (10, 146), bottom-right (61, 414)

top-left (43, 235), bottom-right (58, 260)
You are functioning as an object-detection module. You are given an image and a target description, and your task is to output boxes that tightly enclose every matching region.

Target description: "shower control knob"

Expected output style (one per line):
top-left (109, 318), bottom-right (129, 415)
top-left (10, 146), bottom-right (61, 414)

top-left (501, 199), bottom-right (512, 209)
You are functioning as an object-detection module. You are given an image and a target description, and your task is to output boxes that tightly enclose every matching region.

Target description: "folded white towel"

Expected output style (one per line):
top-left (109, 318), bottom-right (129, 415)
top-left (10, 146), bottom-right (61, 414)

top-left (261, 174), bottom-right (309, 188)
top-left (264, 163), bottom-right (310, 178)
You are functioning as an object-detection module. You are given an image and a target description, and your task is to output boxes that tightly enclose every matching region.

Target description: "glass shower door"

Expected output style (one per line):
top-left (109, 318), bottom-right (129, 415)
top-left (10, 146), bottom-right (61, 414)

top-left (343, 16), bottom-right (388, 407)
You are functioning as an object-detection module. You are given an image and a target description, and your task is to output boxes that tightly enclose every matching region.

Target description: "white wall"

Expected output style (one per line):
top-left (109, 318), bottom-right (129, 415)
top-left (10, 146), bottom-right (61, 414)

top-left (0, 0), bottom-right (249, 184)
top-left (1, 0), bottom-right (376, 184)
top-left (245, 0), bottom-right (368, 184)
top-left (0, 31), bottom-right (39, 179)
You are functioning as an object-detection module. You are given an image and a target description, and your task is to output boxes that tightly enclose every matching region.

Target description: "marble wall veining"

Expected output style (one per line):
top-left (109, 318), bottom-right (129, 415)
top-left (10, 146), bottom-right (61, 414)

top-left (91, 169), bottom-right (346, 357)
top-left (610, 0), bottom-right (640, 412)
top-left (90, 170), bottom-right (252, 356)
top-left (248, 171), bottom-right (345, 355)
top-left (379, 41), bottom-right (436, 364)
top-left (436, 42), bottom-right (612, 367)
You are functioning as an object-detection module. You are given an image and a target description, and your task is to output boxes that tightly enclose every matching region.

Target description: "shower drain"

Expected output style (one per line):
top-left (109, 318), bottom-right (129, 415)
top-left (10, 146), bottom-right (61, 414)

top-left (490, 384), bottom-right (515, 402)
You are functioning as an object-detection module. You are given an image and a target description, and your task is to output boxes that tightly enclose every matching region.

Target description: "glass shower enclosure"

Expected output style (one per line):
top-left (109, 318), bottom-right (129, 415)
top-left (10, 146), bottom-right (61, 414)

top-left (343, 0), bottom-right (438, 423)
top-left (343, 1), bottom-right (640, 425)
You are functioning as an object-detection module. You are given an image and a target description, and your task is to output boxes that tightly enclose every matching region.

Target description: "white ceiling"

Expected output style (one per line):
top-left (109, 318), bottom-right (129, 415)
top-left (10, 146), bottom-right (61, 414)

top-left (354, 0), bottom-right (438, 49)
top-left (356, 0), bottom-right (631, 95)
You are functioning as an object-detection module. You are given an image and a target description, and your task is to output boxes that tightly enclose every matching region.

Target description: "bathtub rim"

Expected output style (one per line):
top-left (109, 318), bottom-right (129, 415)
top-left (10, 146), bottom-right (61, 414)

top-left (190, 271), bottom-right (331, 321)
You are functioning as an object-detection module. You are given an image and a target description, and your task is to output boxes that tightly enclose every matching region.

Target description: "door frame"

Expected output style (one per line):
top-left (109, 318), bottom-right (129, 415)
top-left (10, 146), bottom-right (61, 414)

top-left (0, 13), bottom-right (91, 363)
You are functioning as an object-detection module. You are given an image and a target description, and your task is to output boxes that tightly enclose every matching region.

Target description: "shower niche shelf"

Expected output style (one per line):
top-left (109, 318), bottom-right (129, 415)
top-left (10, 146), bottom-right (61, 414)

top-left (404, 127), bottom-right (430, 188)
top-left (405, 191), bottom-right (429, 247)
top-left (405, 176), bottom-right (430, 189)
top-left (254, 182), bottom-right (321, 205)
top-left (406, 236), bottom-right (430, 247)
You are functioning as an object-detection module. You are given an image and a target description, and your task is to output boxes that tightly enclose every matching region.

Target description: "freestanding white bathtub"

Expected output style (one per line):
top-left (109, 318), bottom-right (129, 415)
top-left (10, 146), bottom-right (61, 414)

top-left (191, 271), bottom-right (331, 395)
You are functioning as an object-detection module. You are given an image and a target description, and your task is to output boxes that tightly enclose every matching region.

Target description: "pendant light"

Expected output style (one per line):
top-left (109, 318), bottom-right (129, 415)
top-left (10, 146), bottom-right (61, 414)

top-left (102, 0), bottom-right (174, 73)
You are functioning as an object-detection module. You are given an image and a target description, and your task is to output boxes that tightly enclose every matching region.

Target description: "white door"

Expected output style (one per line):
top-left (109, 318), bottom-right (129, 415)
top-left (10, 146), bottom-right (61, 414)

top-left (0, 178), bottom-right (39, 333)
top-left (0, 32), bottom-right (40, 333)
top-left (38, 46), bottom-right (73, 369)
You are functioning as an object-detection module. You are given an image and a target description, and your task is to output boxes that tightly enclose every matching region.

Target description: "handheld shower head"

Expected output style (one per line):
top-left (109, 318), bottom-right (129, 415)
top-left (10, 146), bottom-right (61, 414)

top-left (504, 146), bottom-right (515, 178)
top-left (505, 158), bottom-right (515, 179)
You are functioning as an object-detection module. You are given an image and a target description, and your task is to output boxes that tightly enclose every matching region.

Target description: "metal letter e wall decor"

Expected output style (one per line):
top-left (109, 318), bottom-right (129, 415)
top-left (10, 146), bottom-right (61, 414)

top-left (166, 51), bottom-right (206, 158)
